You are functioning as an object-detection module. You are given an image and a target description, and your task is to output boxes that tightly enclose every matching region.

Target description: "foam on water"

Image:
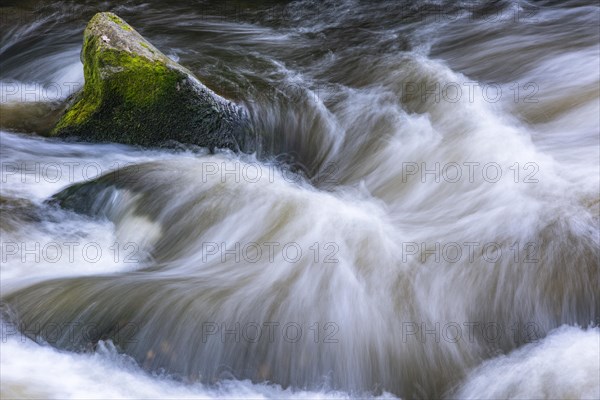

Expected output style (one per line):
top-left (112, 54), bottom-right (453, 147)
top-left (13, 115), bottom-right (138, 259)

top-left (453, 326), bottom-right (600, 400)
top-left (1, 322), bottom-right (385, 400)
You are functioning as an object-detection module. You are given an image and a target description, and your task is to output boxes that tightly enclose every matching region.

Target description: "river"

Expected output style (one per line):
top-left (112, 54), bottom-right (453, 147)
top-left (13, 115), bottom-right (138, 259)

top-left (1, 1), bottom-right (599, 398)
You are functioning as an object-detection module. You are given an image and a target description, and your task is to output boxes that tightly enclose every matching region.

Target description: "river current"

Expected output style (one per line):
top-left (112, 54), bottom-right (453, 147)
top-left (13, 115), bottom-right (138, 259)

top-left (1, 1), bottom-right (599, 398)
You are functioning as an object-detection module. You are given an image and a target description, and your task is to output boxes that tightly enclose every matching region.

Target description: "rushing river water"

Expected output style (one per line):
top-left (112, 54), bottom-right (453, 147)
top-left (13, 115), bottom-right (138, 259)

top-left (1, 0), bottom-right (599, 398)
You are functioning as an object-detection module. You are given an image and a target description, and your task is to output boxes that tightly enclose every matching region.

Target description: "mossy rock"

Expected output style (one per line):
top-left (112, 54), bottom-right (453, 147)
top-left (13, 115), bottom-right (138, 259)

top-left (50, 12), bottom-right (250, 150)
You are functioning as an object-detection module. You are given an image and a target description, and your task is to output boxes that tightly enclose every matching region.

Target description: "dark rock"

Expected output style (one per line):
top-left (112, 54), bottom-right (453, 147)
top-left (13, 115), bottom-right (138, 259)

top-left (50, 12), bottom-right (251, 151)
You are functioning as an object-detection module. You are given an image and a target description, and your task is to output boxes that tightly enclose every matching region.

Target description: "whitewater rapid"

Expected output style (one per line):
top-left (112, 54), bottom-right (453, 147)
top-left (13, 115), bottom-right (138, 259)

top-left (1, 0), bottom-right (599, 398)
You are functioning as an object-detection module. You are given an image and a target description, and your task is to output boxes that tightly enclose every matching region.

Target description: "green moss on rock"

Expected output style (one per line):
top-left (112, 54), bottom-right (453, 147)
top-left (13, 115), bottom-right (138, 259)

top-left (106, 13), bottom-right (132, 31)
top-left (51, 12), bottom-right (250, 150)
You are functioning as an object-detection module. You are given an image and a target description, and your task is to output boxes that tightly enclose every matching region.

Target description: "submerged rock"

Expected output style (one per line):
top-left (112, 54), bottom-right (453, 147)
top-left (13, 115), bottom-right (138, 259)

top-left (50, 12), bottom-right (250, 150)
top-left (0, 196), bottom-right (41, 232)
top-left (0, 101), bottom-right (67, 136)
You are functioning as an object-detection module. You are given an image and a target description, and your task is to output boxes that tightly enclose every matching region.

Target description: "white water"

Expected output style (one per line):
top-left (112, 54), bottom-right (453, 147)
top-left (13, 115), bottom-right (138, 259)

top-left (2, 320), bottom-right (376, 400)
top-left (455, 326), bottom-right (600, 400)
top-left (1, 0), bottom-right (599, 399)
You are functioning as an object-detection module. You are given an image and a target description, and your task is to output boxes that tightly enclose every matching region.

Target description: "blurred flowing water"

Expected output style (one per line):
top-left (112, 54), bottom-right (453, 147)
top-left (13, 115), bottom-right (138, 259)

top-left (1, 1), bottom-right (599, 399)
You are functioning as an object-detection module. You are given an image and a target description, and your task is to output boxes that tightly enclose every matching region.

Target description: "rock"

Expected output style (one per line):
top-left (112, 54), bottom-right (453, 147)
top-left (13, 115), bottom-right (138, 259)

top-left (50, 12), bottom-right (250, 151)
top-left (0, 101), bottom-right (67, 135)
top-left (0, 196), bottom-right (41, 232)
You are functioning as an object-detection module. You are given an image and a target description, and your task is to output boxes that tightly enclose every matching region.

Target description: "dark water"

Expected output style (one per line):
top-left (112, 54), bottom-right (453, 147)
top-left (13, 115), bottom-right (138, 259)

top-left (1, 1), bottom-right (599, 398)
